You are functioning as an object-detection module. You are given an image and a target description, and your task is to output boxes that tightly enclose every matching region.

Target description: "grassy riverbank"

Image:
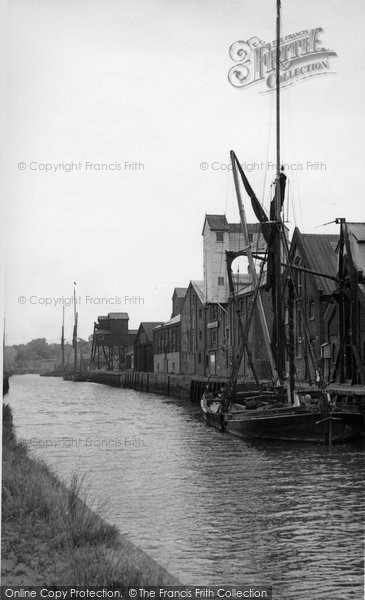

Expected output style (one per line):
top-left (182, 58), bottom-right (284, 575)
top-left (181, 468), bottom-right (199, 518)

top-left (2, 403), bottom-right (180, 586)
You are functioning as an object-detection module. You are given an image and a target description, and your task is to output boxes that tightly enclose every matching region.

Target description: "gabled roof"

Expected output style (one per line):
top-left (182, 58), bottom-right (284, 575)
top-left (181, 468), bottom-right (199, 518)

top-left (191, 280), bottom-right (206, 303)
top-left (172, 287), bottom-right (188, 298)
top-left (232, 273), bottom-right (250, 284)
top-left (203, 214), bottom-right (229, 232)
top-left (234, 272), bottom-right (267, 298)
top-left (347, 223), bottom-right (365, 242)
top-left (153, 314), bottom-right (181, 329)
top-left (136, 322), bottom-right (163, 343)
top-left (228, 222), bottom-right (261, 234)
top-left (291, 229), bottom-right (338, 295)
top-left (203, 214), bottom-right (263, 235)
top-left (345, 222), bottom-right (365, 273)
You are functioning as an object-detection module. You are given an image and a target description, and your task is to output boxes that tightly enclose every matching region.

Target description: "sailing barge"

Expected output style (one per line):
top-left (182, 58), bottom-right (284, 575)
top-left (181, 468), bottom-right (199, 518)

top-left (201, 396), bottom-right (362, 444)
top-left (201, 1), bottom-right (363, 444)
top-left (63, 283), bottom-right (89, 382)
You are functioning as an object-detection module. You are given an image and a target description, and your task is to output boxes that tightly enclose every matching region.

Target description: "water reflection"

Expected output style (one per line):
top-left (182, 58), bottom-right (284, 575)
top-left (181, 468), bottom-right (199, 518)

top-left (6, 375), bottom-right (365, 599)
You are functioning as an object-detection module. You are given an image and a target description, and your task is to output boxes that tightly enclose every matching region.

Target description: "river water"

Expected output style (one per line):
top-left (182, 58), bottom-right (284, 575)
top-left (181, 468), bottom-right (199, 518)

top-left (6, 375), bottom-right (365, 599)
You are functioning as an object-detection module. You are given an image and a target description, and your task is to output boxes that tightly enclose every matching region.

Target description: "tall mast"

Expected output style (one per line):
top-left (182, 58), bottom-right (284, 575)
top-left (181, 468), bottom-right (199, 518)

top-left (61, 304), bottom-right (65, 370)
top-left (231, 153), bottom-right (278, 382)
top-left (274, 0), bottom-right (285, 380)
top-left (3, 315), bottom-right (6, 369)
top-left (276, 0), bottom-right (281, 184)
top-left (73, 282), bottom-right (78, 374)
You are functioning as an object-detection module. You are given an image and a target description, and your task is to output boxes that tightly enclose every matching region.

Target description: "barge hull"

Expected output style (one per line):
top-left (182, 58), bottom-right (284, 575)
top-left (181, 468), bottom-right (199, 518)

top-left (204, 409), bottom-right (362, 444)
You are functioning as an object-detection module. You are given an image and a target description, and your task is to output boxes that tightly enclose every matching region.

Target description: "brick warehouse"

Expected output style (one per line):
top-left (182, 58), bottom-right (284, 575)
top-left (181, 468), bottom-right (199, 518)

top-left (327, 222), bottom-right (365, 385)
top-left (180, 281), bottom-right (207, 377)
top-left (128, 218), bottom-right (365, 387)
top-left (134, 322), bottom-right (163, 372)
top-left (153, 314), bottom-right (181, 374)
top-left (178, 216), bottom-right (265, 378)
top-left (228, 279), bottom-right (274, 382)
top-left (283, 228), bottom-right (339, 385)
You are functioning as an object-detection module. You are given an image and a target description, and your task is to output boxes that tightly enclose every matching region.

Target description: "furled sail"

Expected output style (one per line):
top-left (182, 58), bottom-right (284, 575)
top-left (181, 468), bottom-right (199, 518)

top-left (230, 152), bottom-right (286, 291)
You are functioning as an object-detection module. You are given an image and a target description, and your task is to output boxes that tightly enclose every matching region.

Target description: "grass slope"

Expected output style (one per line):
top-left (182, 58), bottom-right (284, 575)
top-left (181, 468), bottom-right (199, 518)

top-left (2, 403), bottom-right (180, 586)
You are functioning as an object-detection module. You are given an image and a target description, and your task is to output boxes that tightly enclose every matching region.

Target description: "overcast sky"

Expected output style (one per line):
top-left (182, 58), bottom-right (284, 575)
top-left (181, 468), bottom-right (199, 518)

top-left (3, 0), bottom-right (365, 344)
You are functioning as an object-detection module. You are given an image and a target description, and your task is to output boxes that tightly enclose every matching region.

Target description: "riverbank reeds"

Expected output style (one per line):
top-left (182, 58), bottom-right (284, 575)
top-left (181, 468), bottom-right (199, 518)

top-left (2, 402), bottom-right (180, 586)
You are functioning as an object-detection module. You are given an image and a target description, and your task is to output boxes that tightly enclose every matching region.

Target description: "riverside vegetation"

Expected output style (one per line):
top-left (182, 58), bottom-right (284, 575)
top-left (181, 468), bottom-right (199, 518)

top-left (2, 403), bottom-right (180, 586)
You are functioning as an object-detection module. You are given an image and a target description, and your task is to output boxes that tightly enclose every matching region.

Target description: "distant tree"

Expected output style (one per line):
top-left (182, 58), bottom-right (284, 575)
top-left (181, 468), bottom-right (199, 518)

top-left (4, 346), bottom-right (17, 369)
top-left (48, 343), bottom-right (61, 359)
top-left (8, 337), bottom-right (92, 368)
top-left (14, 344), bottom-right (33, 362)
top-left (27, 338), bottom-right (53, 359)
top-left (78, 338), bottom-right (91, 359)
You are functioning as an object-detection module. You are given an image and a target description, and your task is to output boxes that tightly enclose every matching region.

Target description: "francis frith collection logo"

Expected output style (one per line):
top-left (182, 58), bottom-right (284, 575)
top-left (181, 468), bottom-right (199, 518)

top-left (228, 27), bottom-right (337, 90)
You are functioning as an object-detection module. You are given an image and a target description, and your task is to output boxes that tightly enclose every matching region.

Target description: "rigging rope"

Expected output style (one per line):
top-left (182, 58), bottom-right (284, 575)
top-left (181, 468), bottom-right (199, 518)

top-left (223, 248), bottom-right (268, 410)
top-left (286, 92), bottom-right (303, 230)
top-left (261, 91), bottom-right (275, 210)
top-left (280, 228), bottom-right (325, 389)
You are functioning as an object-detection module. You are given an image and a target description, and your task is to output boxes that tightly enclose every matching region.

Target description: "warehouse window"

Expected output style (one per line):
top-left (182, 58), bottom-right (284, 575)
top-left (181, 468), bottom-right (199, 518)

top-left (294, 257), bottom-right (303, 297)
top-left (331, 344), bottom-right (336, 363)
top-left (309, 300), bottom-right (315, 320)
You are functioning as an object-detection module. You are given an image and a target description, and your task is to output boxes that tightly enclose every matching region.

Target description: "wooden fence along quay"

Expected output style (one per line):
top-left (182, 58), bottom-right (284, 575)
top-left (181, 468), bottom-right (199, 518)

top-left (85, 371), bottom-right (365, 432)
top-left (88, 370), bottom-right (228, 403)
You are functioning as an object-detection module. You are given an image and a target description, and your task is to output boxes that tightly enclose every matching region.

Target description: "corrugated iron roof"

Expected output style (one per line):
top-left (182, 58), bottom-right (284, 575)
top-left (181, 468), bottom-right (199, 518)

top-left (235, 272), bottom-right (267, 297)
top-left (228, 223), bottom-right (261, 233)
top-left (172, 287), bottom-right (188, 298)
top-left (296, 232), bottom-right (338, 295)
top-left (154, 314), bottom-right (181, 329)
top-left (347, 222), bottom-right (365, 242)
top-left (203, 215), bottom-right (262, 235)
top-left (232, 273), bottom-right (250, 284)
top-left (204, 214), bottom-right (229, 231)
top-left (137, 322), bottom-right (164, 342)
top-left (191, 280), bottom-right (205, 303)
